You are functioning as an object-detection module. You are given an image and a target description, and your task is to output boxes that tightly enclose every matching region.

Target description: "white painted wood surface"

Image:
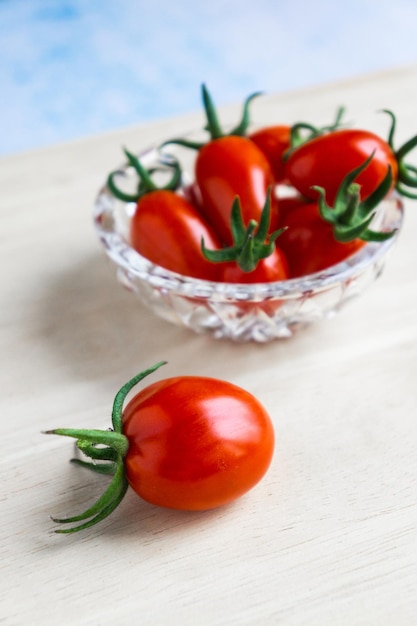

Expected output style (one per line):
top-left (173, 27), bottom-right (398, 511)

top-left (2, 66), bottom-right (417, 625)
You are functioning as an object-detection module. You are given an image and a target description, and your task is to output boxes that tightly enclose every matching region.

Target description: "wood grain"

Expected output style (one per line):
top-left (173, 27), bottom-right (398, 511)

top-left (1, 65), bottom-right (417, 625)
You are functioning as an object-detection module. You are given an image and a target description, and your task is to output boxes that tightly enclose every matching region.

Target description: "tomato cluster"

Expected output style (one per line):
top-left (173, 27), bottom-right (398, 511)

top-left (108, 85), bottom-right (415, 281)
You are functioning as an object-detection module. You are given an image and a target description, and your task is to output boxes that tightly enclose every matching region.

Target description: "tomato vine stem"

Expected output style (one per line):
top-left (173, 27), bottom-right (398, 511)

top-left (284, 106), bottom-right (346, 159)
top-left (45, 361), bottom-right (167, 533)
top-left (161, 83), bottom-right (262, 151)
top-left (106, 149), bottom-right (182, 203)
top-left (311, 154), bottom-right (395, 243)
top-left (202, 188), bottom-right (285, 272)
top-left (381, 109), bottom-right (417, 199)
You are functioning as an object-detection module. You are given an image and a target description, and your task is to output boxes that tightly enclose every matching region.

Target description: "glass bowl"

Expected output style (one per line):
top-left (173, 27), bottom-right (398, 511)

top-left (93, 144), bottom-right (404, 343)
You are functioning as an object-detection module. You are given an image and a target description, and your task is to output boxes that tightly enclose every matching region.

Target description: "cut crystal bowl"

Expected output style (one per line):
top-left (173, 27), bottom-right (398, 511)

top-left (93, 144), bottom-right (404, 343)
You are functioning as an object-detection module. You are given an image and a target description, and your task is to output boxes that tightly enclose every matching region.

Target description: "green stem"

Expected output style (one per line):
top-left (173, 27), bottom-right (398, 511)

top-left (381, 109), bottom-right (396, 149)
top-left (107, 172), bottom-right (140, 203)
top-left (396, 134), bottom-right (417, 163)
top-left (45, 362), bottom-right (167, 533)
top-left (123, 148), bottom-right (158, 191)
top-left (46, 428), bottom-right (129, 456)
top-left (202, 188), bottom-right (285, 272)
top-left (107, 150), bottom-right (182, 202)
top-left (54, 478), bottom-right (129, 534)
top-left (380, 109), bottom-right (417, 195)
top-left (162, 84), bottom-right (260, 151)
top-left (111, 361), bottom-right (166, 432)
top-left (76, 439), bottom-right (118, 462)
top-left (340, 184), bottom-right (362, 225)
top-left (70, 458), bottom-right (117, 475)
top-left (202, 83), bottom-right (223, 139)
top-left (229, 91), bottom-right (263, 136)
top-left (51, 464), bottom-right (127, 526)
top-left (327, 106), bottom-right (346, 132)
top-left (285, 106), bottom-right (347, 159)
top-left (312, 155), bottom-right (395, 243)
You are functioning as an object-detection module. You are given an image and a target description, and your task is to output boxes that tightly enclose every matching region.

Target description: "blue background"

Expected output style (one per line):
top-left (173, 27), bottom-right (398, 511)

top-left (2, 0), bottom-right (417, 155)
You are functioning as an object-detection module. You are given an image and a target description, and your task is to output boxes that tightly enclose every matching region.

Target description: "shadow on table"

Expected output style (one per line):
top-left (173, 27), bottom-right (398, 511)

top-left (36, 252), bottom-right (199, 381)
top-left (36, 458), bottom-right (247, 551)
top-left (35, 251), bottom-right (311, 386)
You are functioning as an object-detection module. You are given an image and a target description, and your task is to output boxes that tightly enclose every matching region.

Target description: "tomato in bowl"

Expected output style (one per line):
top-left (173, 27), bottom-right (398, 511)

top-left (93, 141), bottom-right (403, 343)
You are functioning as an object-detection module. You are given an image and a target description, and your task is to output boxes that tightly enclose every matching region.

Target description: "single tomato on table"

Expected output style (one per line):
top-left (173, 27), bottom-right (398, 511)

top-left (46, 362), bottom-right (275, 533)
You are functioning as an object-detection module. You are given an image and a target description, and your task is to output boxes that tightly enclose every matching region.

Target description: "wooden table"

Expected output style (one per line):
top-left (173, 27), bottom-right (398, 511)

top-left (2, 65), bottom-right (417, 625)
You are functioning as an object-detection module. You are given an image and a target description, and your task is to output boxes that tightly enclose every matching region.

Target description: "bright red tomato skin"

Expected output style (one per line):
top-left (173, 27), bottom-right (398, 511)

top-left (122, 376), bottom-right (275, 511)
top-left (130, 189), bottom-right (222, 281)
top-left (279, 202), bottom-right (365, 278)
top-left (277, 193), bottom-right (309, 227)
top-left (285, 129), bottom-right (398, 204)
top-left (249, 125), bottom-right (291, 182)
top-left (220, 248), bottom-right (289, 284)
top-left (195, 136), bottom-right (279, 244)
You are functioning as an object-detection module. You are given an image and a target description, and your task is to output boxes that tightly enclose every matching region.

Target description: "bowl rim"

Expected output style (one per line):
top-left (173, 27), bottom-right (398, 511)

top-left (93, 145), bottom-right (404, 303)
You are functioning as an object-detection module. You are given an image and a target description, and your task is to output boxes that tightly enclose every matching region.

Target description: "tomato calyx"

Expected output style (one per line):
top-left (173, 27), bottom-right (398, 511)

top-left (45, 361), bottom-right (166, 534)
top-left (284, 106), bottom-right (346, 159)
top-left (382, 109), bottom-right (417, 199)
top-left (162, 83), bottom-right (262, 150)
top-left (107, 148), bottom-right (182, 202)
top-left (312, 153), bottom-right (395, 243)
top-left (201, 189), bottom-right (285, 272)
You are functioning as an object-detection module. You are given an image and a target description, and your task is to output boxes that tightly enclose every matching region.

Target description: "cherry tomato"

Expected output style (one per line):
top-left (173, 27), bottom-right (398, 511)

top-left (278, 201), bottom-right (365, 277)
top-left (249, 125), bottom-right (291, 182)
top-left (195, 135), bottom-right (279, 244)
top-left (285, 129), bottom-right (398, 204)
top-left (46, 362), bottom-right (275, 532)
top-left (220, 247), bottom-right (288, 283)
top-left (123, 374), bottom-right (275, 510)
top-left (130, 189), bottom-right (222, 281)
top-left (249, 109), bottom-right (346, 184)
top-left (201, 191), bottom-right (288, 284)
top-left (276, 193), bottom-right (309, 227)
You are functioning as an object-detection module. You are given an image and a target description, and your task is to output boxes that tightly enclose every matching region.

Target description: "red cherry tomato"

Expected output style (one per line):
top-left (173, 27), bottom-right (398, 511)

top-left (249, 125), bottom-right (291, 182)
top-left (278, 201), bottom-right (365, 277)
top-left (47, 363), bottom-right (275, 533)
top-left (195, 136), bottom-right (279, 244)
top-left (200, 191), bottom-right (289, 284)
top-left (123, 375), bottom-right (275, 510)
top-left (217, 248), bottom-right (288, 321)
top-left (276, 193), bottom-right (309, 227)
top-left (285, 129), bottom-right (398, 204)
top-left (220, 247), bottom-right (288, 283)
top-left (130, 189), bottom-right (222, 280)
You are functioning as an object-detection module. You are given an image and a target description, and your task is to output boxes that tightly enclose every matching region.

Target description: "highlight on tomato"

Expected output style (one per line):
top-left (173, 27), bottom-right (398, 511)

top-left (45, 362), bottom-right (275, 533)
top-left (107, 148), bottom-right (222, 281)
top-left (284, 110), bottom-right (417, 203)
top-left (279, 154), bottom-right (396, 277)
top-left (162, 84), bottom-right (280, 244)
top-left (202, 188), bottom-right (289, 283)
top-left (249, 106), bottom-right (345, 183)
